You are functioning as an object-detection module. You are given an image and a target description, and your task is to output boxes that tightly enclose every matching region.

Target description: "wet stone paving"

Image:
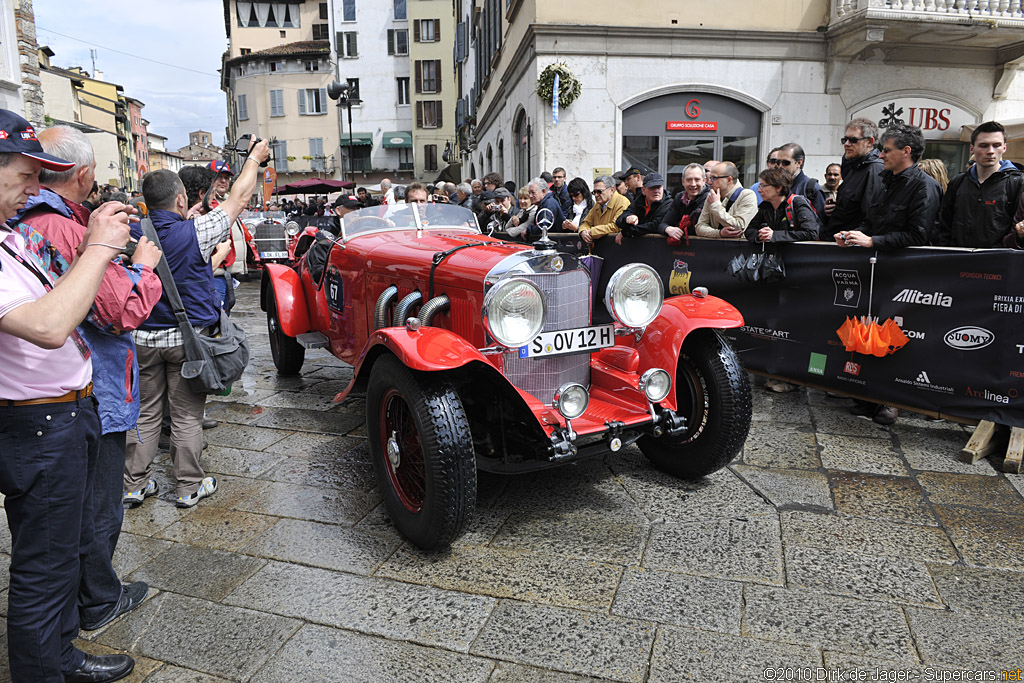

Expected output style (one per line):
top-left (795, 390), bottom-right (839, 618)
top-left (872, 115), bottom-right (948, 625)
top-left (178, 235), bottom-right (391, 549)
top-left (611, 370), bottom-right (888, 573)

top-left (3, 279), bottom-right (1024, 682)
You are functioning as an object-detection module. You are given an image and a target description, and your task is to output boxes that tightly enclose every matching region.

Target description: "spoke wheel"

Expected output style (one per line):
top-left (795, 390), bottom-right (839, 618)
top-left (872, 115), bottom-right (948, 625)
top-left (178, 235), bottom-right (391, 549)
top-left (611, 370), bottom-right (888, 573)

top-left (266, 286), bottom-right (305, 375)
top-left (367, 355), bottom-right (476, 550)
top-left (638, 329), bottom-right (752, 479)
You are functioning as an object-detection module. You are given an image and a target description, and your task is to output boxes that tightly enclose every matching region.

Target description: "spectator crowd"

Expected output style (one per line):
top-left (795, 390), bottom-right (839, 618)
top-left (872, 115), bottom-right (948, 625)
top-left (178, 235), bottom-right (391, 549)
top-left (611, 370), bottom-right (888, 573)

top-left (0, 101), bottom-right (1023, 681)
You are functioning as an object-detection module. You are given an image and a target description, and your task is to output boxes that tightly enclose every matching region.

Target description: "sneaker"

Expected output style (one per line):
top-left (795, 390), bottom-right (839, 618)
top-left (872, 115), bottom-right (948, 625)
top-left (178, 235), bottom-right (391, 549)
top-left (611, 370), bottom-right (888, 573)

top-left (765, 379), bottom-right (798, 393)
top-left (123, 480), bottom-right (158, 508)
top-left (873, 405), bottom-right (899, 426)
top-left (176, 476), bottom-right (217, 508)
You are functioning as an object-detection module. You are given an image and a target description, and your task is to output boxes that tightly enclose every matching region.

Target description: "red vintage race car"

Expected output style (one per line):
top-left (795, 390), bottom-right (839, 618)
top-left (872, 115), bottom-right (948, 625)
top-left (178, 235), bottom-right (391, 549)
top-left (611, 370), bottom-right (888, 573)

top-left (261, 204), bottom-right (752, 550)
top-left (241, 212), bottom-right (332, 267)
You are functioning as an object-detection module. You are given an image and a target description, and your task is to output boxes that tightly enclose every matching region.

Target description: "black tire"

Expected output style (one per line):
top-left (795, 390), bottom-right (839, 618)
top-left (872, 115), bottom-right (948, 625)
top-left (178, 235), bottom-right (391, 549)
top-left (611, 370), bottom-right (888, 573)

top-left (638, 329), bottom-right (752, 479)
top-left (367, 355), bottom-right (476, 551)
top-left (266, 287), bottom-right (305, 375)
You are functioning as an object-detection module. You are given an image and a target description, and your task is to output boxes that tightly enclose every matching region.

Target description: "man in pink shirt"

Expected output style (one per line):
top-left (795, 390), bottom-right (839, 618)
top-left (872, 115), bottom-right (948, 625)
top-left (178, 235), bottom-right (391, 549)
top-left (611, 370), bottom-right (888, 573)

top-left (13, 125), bottom-right (163, 636)
top-left (0, 109), bottom-right (143, 683)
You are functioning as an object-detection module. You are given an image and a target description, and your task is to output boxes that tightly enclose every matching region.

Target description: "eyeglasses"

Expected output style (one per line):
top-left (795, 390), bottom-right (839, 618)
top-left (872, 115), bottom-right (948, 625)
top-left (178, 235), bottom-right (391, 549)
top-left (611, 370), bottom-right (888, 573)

top-left (880, 146), bottom-right (900, 154)
top-left (707, 174), bottom-right (731, 181)
top-left (841, 136), bottom-right (868, 144)
top-left (767, 158), bottom-right (793, 167)
top-left (592, 188), bottom-right (608, 195)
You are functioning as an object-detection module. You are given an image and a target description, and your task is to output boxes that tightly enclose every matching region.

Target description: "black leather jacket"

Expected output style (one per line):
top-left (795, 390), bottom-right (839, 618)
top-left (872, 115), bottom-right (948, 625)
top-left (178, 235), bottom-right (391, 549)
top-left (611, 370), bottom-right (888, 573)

top-left (617, 193), bottom-right (673, 237)
top-left (825, 150), bottom-right (884, 239)
top-left (659, 186), bottom-right (710, 235)
top-left (935, 163), bottom-right (1023, 248)
top-left (862, 164), bottom-right (941, 250)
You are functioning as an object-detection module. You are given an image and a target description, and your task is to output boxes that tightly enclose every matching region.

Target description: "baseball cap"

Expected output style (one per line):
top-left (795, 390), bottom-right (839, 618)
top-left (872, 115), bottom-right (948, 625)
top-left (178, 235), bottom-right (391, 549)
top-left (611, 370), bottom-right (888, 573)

top-left (332, 194), bottom-right (361, 209)
top-left (209, 160), bottom-right (233, 175)
top-left (624, 167), bottom-right (642, 178)
top-left (492, 187), bottom-right (512, 199)
top-left (0, 109), bottom-right (73, 171)
top-left (612, 171), bottom-right (626, 182)
top-left (643, 172), bottom-right (665, 188)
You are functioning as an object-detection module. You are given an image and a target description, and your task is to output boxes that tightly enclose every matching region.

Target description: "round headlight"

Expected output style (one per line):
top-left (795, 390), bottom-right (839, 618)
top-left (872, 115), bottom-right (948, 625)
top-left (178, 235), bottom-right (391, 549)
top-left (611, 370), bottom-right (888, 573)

top-left (639, 368), bottom-right (672, 403)
top-left (604, 264), bottom-right (664, 328)
top-left (285, 221), bottom-right (301, 236)
top-left (553, 382), bottom-right (589, 419)
top-left (482, 277), bottom-right (546, 348)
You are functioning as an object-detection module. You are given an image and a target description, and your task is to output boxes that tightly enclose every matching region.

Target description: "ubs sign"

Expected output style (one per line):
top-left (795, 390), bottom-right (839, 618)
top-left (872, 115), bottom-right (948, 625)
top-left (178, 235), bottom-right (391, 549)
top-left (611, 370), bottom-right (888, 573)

top-left (849, 98), bottom-right (975, 140)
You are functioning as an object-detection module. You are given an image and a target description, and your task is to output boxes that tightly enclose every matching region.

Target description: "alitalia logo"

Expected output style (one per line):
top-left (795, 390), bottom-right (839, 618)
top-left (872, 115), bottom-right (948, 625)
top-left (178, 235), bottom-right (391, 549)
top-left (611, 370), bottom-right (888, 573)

top-left (892, 289), bottom-right (953, 307)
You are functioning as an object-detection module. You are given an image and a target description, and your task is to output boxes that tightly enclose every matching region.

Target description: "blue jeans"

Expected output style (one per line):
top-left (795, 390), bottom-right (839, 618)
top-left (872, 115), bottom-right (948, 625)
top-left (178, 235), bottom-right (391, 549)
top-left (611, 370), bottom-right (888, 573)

top-left (78, 430), bottom-right (126, 627)
top-left (0, 398), bottom-right (98, 681)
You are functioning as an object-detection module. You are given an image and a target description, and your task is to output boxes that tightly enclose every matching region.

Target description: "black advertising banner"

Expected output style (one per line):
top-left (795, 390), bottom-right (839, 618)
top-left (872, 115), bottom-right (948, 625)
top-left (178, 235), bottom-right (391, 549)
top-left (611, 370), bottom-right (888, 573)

top-left (592, 236), bottom-right (1024, 427)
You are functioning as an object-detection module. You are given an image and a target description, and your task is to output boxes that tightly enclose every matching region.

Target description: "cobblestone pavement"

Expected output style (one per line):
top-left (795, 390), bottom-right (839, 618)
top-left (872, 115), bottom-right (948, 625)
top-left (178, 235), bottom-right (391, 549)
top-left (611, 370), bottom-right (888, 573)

top-left (2, 279), bottom-right (1023, 682)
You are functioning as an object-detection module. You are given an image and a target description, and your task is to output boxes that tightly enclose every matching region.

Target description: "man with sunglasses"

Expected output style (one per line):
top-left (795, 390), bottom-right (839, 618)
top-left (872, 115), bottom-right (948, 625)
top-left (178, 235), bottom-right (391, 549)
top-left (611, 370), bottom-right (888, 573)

top-left (694, 162), bottom-right (758, 239)
top-left (772, 143), bottom-right (826, 218)
top-left (824, 118), bottom-right (884, 241)
top-left (577, 175), bottom-right (629, 245)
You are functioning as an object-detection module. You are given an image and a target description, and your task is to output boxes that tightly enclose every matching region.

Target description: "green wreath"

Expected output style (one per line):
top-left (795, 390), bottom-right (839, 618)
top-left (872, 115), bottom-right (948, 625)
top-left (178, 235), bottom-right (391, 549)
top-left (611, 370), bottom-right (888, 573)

top-left (536, 63), bottom-right (581, 109)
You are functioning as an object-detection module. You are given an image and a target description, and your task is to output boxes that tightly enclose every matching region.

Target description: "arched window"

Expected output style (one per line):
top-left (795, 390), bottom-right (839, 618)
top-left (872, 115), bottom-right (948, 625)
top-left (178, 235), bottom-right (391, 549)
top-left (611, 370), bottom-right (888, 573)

top-left (497, 138), bottom-right (504, 181)
top-left (486, 145), bottom-right (493, 176)
top-left (513, 108), bottom-right (530, 187)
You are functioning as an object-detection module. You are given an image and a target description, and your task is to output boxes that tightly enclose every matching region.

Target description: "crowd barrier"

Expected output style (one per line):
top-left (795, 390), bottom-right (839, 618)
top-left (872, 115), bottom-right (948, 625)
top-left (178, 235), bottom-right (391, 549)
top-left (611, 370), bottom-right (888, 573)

top-left (591, 235), bottom-right (1024, 428)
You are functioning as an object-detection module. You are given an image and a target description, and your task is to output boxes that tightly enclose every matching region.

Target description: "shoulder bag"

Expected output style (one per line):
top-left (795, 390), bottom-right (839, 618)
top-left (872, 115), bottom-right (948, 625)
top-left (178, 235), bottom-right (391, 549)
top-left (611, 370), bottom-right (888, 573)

top-left (140, 218), bottom-right (249, 395)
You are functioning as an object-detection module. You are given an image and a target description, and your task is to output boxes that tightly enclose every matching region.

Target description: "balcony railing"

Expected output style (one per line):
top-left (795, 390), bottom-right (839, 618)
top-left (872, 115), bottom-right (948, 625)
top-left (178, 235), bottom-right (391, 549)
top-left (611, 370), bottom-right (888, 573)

top-left (833, 0), bottom-right (1024, 22)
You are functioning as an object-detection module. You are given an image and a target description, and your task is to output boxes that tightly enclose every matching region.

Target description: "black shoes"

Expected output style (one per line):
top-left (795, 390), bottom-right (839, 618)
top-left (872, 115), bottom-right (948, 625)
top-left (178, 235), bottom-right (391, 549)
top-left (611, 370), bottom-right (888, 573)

top-left (64, 653), bottom-right (134, 683)
top-left (202, 417), bottom-right (219, 429)
top-left (80, 581), bottom-right (149, 631)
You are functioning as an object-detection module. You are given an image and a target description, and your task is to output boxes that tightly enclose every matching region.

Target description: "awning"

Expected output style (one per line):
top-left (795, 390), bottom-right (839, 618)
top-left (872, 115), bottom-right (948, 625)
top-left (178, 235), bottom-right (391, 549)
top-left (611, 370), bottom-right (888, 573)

top-left (960, 118), bottom-right (1024, 142)
top-left (340, 132), bottom-right (373, 146)
top-left (381, 131), bottom-right (412, 148)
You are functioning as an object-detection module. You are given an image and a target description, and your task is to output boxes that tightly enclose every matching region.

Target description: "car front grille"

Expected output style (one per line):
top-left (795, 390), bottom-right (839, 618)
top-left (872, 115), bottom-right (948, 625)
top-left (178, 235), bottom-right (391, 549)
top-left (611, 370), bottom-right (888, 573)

top-left (502, 269), bottom-right (591, 403)
top-left (253, 222), bottom-right (287, 254)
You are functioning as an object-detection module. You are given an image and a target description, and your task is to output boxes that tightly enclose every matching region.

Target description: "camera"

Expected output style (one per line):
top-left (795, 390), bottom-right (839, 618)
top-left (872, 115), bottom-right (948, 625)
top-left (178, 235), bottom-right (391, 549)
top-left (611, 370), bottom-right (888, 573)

top-left (233, 134), bottom-right (269, 168)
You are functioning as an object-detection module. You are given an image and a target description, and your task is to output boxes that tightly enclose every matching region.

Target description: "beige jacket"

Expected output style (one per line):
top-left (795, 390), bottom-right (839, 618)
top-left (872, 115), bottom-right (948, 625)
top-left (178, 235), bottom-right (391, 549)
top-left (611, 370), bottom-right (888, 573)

top-left (579, 192), bottom-right (630, 239)
top-left (694, 182), bottom-right (759, 238)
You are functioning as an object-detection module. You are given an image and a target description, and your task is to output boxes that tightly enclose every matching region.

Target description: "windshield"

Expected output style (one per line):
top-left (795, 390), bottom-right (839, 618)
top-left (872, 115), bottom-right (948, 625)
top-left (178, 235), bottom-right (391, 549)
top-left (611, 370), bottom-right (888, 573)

top-left (240, 210), bottom-right (285, 223)
top-left (340, 203), bottom-right (480, 240)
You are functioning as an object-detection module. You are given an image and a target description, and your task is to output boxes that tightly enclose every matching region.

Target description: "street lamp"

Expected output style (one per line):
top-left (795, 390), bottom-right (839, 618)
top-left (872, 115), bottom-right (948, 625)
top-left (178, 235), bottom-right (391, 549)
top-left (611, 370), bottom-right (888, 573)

top-left (327, 81), bottom-right (362, 186)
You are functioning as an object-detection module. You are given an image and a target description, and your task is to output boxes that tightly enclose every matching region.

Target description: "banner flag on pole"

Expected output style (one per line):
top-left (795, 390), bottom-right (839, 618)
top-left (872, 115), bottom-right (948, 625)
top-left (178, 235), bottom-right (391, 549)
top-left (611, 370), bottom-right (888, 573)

top-left (552, 73), bottom-right (559, 125)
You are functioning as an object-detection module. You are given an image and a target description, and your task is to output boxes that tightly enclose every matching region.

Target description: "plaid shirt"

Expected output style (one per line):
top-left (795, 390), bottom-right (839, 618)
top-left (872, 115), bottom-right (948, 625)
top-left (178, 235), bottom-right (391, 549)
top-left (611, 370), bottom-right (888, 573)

top-left (133, 208), bottom-right (230, 348)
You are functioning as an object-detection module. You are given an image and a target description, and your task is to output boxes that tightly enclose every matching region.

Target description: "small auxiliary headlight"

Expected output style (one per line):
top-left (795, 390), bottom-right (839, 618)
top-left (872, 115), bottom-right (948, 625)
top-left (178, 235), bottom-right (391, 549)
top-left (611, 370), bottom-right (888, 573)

top-left (553, 382), bottom-right (589, 420)
top-left (639, 368), bottom-right (672, 403)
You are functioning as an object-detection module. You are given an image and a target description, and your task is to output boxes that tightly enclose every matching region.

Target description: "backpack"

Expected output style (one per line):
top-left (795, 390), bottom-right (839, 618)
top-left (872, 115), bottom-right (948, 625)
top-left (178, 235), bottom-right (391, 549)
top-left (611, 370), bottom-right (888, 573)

top-left (784, 194), bottom-right (811, 226)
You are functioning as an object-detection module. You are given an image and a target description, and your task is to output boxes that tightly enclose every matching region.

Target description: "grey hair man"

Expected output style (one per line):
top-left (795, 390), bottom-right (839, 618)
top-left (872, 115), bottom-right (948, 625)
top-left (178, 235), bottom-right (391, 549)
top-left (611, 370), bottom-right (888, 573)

top-left (381, 178), bottom-right (394, 204)
top-left (455, 182), bottom-right (473, 208)
top-left (577, 174), bottom-right (629, 244)
top-left (526, 176), bottom-right (566, 236)
top-left (695, 162), bottom-right (758, 238)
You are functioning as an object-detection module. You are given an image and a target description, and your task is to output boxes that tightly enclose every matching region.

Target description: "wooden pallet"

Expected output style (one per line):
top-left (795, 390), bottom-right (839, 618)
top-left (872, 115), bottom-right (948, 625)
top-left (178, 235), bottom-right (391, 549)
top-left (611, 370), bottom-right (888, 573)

top-left (960, 420), bottom-right (1022, 473)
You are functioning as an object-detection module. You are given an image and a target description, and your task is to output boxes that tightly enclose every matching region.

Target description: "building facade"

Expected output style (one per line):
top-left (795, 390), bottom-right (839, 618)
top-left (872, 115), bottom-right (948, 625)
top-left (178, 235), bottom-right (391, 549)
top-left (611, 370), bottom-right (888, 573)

top-left (148, 132), bottom-right (183, 174)
top-left (458, 1), bottom-right (1024, 195)
top-left (0, 0), bottom-right (23, 114)
top-left (126, 97), bottom-right (149, 185)
top-left (177, 129), bottom-right (224, 168)
top-left (408, 0), bottom-right (456, 179)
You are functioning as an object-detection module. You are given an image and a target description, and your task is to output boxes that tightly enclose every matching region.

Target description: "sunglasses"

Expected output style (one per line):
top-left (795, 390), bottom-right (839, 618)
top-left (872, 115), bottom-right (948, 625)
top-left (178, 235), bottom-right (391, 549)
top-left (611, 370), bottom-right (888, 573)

top-left (592, 188), bottom-right (608, 195)
top-left (707, 174), bottom-right (731, 181)
top-left (767, 158), bottom-right (793, 167)
top-left (841, 136), bottom-right (868, 144)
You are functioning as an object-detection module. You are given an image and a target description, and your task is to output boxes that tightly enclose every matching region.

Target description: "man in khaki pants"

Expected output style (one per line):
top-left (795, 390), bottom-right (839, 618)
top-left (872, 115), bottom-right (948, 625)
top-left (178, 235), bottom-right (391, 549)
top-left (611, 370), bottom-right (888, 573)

top-left (125, 140), bottom-right (270, 507)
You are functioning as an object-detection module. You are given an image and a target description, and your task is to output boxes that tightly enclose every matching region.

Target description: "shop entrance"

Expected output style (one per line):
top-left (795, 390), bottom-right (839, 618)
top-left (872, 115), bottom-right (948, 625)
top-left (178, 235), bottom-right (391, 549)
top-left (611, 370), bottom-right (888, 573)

top-left (622, 92), bottom-right (762, 195)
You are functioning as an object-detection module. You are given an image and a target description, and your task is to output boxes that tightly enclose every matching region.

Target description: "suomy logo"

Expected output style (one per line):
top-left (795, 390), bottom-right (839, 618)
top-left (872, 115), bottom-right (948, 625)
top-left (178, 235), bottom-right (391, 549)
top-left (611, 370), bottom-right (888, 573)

top-left (944, 326), bottom-right (994, 350)
top-left (892, 289), bottom-right (953, 308)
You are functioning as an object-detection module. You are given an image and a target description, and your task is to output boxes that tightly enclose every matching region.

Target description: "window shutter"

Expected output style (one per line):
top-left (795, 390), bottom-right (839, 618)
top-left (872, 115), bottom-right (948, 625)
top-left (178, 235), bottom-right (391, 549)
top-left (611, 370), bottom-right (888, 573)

top-left (434, 19), bottom-right (440, 41)
top-left (351, 33), bottom-right (357, 56)
top-left (434, 60), bottom-right (441, 93)
top-left (413, 19), bottom-right (420, 43)
top-left (298, 89), bottom-right (306, 115)
top-left (456, 22), bottom-right (466, 62)
top-left (416, 101), bottom-right (423, 128)
top-left (319, 88), bottom-right (328, 111)
top-left (387, 29), bottom-right (394, 55)
top-left (415, 61), bottom-right (422, 94)
top-left (437, 102), bottom-right (443, 128)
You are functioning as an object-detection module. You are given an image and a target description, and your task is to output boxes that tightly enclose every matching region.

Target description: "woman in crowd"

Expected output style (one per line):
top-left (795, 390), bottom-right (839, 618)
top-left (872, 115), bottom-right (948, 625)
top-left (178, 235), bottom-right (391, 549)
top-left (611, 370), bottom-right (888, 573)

top-left (506, 186), bottom-right (537, 239)
top-left (918, 158), bottom-right (949, 193)
top-left (746, 166), bottom-right (821, 244)
top-left (563, 177), bottom-right (594, 230)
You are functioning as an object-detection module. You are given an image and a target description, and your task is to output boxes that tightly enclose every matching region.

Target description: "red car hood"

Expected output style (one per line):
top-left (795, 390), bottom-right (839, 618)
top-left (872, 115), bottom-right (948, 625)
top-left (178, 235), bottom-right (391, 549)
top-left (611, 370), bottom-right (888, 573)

top-left (358, 231), bottom-right (530, 292)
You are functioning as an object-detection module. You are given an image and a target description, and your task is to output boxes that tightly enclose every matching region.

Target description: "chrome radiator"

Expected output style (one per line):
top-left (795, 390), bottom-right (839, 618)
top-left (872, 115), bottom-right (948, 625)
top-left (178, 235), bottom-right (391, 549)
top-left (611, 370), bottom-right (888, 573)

top-left (502, 269), bottom-right (592, 403)
top-left (253, 221), bottom-right (287, 254)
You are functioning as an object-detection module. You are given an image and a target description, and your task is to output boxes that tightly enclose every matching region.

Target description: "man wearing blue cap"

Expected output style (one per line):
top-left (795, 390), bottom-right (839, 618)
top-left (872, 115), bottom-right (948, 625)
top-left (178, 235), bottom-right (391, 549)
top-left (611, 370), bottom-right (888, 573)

top-left (0, 108), bottom-right (140, 682)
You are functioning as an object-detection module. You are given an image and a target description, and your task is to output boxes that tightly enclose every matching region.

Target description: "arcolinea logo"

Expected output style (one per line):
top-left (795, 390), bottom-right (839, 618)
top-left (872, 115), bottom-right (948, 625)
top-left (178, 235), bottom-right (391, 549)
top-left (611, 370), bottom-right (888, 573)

top-left (892, 289), bottom-right (953, 307)
top-left (944, 326), bottom-right (994, 350)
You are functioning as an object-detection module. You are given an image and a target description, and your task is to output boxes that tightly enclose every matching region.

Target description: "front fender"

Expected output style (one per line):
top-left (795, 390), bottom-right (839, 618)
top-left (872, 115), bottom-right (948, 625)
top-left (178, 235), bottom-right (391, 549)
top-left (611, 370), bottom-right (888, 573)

top-left (261, 264), bottom-right (310, 337)
top-left (334, 326), bottom-right (501, 403)
top-left (635, 294), bottom-right (744, 411)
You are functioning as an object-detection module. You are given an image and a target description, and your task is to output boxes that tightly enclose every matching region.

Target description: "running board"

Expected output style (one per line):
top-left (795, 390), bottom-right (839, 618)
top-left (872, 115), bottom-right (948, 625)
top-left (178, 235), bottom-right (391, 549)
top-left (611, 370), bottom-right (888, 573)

top-left (296, 332), bottom-right (329, 349)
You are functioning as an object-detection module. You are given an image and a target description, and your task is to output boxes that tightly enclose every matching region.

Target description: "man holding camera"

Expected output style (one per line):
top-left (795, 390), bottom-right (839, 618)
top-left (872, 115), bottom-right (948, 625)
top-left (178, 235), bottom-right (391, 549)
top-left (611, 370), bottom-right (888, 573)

top-left (11, 124), bottom-right (164, 637)
top-left (124, 138), bottom-right (270, 509)
top-left (0, 108), bottom-right (142, 682)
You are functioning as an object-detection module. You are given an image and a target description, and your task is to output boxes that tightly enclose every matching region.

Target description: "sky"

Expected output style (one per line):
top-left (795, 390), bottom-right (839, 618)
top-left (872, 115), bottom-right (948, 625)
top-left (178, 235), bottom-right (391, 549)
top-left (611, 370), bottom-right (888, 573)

top-left (34, 0), bottom-right (229, 150)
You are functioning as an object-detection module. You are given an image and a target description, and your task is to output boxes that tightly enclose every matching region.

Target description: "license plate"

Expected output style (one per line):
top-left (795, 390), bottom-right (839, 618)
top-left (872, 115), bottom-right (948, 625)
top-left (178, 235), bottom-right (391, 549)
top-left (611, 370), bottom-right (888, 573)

top-left (519, 324), bottom-right (615, 358)
top-left (261, 251), bottom-right (288, 259)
